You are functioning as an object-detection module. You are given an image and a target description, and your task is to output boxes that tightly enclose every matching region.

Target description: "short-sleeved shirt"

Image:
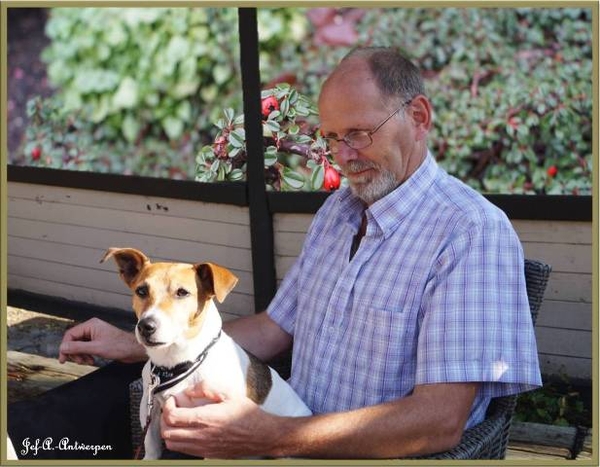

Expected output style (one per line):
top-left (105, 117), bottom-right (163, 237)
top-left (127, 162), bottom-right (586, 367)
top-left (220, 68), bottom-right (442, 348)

top-left (267, 152), bottom-right (542, 429)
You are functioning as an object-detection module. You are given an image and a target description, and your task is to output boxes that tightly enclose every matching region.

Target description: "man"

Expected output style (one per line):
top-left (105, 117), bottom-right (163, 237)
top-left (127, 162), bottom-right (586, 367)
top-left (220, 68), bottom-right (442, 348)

top-left (35, 47), bottom-right (542, 459)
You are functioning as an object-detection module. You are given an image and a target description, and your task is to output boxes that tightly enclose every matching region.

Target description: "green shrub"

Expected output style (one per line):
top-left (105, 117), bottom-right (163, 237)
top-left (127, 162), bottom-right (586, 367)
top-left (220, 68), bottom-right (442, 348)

top-left (195, 83), bottom-right (341, 191)
top-left (40, 7), bottom-right (308, 143)
top-left (515, 375), bottom-right (590, 427)
top-left (21, 7), bottom-right (592, 195)
top-left (22, 95), bottom-right (195, 178)
top-left (277, 8), bottom-right (593, 195)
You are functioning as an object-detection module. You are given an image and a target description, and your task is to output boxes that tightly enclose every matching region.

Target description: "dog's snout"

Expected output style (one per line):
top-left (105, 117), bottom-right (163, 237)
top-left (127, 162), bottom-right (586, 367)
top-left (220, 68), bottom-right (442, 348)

top-left (137, 317), bottom-right (158, 337)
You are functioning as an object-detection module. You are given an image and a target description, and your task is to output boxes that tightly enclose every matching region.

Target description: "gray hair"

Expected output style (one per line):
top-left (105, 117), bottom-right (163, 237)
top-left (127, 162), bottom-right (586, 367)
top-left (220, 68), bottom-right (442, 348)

top-left (341, 47), bottom-right (425, 103)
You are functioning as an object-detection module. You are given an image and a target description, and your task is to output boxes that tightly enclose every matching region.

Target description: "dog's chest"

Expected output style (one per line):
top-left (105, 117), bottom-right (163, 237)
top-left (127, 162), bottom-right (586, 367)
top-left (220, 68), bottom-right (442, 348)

top-left (142, 337), bottom-right (257, 407)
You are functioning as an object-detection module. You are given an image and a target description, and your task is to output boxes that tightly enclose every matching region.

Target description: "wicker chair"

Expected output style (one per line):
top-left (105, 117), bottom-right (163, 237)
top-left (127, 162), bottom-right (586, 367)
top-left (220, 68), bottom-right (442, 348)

top-left (130, 259), bottom-right (551, 460)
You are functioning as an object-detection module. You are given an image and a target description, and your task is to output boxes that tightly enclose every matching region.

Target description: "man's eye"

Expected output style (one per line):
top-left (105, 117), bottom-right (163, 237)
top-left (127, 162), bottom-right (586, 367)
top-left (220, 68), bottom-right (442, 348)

top-left (135, 285), bottom-right (149, 298)
top-left (176, 288), bottom-right (190, 298)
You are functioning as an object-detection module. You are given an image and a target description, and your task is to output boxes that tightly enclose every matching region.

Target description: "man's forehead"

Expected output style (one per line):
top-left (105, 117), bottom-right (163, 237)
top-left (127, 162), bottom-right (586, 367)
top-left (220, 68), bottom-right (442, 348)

top-left (326, 58), bottom-right (373, 86)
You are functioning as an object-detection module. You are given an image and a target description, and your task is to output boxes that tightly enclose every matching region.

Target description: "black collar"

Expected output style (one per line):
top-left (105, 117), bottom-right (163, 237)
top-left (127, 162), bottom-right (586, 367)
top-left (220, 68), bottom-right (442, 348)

top-left (149, 330), bottom-right (221, 395)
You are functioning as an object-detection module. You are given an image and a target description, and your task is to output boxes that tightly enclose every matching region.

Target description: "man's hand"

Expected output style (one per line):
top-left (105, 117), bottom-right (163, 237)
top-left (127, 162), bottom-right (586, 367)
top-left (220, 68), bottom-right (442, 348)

top-left (160, 380), bottom-right (478, 459)
top-left (161, 381), bottom-right (283, 459)
top-left (58, 317), bottom-right (147, 365)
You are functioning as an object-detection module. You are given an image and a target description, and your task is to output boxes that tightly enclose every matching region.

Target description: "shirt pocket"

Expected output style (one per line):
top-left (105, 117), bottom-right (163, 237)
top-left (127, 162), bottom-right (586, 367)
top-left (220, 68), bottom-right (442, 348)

top-left (344, 304), bottom-right (418, 403)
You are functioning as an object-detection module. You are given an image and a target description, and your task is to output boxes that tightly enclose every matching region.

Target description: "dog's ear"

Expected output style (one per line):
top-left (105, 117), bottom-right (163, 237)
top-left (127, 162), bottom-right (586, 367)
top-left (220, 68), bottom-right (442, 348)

top-left (195, 263), bottom-right (238, 303)
top-left (101, 248), bottom-right (150, 287)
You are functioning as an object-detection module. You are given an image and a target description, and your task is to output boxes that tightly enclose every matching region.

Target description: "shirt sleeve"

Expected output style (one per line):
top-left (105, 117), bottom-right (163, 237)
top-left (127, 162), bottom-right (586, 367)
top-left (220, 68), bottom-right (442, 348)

top-left (415, 215), bottom-right (542, 397)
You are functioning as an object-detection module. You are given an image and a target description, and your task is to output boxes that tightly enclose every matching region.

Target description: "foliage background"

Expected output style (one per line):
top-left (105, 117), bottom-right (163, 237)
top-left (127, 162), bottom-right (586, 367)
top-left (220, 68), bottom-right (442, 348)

top-left (13, 7), bottom-right (593, 195)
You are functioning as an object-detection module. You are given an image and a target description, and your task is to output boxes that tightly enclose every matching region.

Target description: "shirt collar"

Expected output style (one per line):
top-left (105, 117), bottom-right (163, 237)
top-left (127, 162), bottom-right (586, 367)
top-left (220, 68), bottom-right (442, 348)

top-left (337, 151), bottom-right (438, 237)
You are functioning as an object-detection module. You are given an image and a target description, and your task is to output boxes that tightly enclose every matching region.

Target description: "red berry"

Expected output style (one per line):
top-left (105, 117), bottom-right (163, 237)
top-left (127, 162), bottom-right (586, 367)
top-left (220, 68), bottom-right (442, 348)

top-left (31, 147), bottom-right (42, 160)
top-left (323, 165), bottom-right (341, 191)
top-left (547, 165), bottom-right (558, 177)
top-left (261, 96), bottom-right (279, 118)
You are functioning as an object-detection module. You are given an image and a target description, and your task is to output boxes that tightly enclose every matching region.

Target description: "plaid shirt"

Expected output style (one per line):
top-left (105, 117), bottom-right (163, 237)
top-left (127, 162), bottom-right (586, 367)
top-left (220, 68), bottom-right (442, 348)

top-left (268, 153), bottom-right (541, 429)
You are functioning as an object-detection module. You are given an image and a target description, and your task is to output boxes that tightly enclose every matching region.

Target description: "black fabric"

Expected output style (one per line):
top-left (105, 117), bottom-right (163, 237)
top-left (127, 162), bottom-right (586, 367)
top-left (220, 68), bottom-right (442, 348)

top-left (8, 361), bottom-right (145, 459)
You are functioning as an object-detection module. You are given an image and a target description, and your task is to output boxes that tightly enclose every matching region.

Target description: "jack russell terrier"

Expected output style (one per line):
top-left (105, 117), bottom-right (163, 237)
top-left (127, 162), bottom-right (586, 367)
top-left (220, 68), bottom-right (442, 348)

top-left (101, 247), bottom-right (311, 460)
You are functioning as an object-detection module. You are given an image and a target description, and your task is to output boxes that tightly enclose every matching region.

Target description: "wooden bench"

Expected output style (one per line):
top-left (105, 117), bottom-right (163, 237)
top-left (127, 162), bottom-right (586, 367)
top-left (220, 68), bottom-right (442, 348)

top-left (7, 350), bottom-right (97, 404)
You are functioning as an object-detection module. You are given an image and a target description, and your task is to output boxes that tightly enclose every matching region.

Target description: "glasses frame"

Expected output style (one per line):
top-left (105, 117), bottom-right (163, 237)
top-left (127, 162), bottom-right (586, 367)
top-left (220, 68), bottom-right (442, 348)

top-left (323, 98), bottom-right (414, 152)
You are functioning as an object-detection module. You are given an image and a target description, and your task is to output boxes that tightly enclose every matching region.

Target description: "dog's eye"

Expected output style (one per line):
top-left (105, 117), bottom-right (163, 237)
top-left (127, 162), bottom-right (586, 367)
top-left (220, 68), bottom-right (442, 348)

top-left (176, 288), bottom-right (190, 298)
top-left (135, 285), bottom-right (149, 298)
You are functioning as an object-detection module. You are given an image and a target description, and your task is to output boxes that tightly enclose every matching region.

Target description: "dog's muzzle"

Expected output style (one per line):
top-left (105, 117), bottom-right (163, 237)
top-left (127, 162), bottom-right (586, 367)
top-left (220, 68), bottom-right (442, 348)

top-left (137, 317), bottom-right (158, 340)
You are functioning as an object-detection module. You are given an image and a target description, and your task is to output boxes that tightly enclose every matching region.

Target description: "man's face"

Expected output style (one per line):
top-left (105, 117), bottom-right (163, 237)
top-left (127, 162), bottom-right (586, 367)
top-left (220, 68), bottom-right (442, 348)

top-left (318, 61), bottom-right (422, 205)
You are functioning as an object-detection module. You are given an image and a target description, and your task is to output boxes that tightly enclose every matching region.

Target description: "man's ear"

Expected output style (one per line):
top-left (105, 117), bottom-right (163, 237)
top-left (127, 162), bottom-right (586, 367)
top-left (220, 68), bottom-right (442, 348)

top-left (100, 247), bottom-right (150, 287)
top-left (194, 262), bottom-right (239, 303)
top-left (406, 94), bottom-right (432, 141)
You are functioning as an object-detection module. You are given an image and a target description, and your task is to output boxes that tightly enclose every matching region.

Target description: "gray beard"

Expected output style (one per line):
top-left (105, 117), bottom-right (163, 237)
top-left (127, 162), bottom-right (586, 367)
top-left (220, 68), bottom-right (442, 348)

top-left (345, 161), bottom-right (398, 205)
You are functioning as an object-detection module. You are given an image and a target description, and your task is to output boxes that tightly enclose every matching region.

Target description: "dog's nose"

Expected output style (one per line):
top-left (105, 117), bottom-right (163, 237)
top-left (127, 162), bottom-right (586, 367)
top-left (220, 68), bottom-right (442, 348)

top-left (137, 317), bottom-right (158, 337)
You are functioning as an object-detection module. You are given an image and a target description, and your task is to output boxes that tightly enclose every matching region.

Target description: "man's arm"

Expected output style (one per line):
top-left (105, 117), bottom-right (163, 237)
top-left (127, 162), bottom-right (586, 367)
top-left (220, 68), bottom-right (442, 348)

top-left (223, 311), bottom-right (292, 362)
top-left (160, 380), bottom-right (479, 459)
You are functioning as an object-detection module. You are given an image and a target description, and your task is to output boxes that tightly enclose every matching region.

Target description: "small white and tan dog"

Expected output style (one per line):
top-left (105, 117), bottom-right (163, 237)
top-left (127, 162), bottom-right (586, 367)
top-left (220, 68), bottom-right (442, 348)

top-left (101, 247), bottom-right (311, 460)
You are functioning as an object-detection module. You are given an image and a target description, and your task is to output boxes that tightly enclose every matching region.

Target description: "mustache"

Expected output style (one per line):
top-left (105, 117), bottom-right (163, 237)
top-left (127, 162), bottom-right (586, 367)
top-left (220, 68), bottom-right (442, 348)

top-left (341, 160), bottom-right (379, 174)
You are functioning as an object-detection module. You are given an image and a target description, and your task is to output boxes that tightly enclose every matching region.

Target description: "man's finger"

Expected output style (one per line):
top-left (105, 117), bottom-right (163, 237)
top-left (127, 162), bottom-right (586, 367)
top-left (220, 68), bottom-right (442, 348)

top-left (184, 380), bottom-right (227, 402)
top-left (162, 397), bottom-right (204, 427)
top-left (58, 340), bottom-right (98, 363)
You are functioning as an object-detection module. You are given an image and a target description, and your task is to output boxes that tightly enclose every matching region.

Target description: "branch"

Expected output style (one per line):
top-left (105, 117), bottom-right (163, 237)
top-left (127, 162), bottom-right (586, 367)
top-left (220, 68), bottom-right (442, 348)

top-left (277, 138), bottom-right (321, 161)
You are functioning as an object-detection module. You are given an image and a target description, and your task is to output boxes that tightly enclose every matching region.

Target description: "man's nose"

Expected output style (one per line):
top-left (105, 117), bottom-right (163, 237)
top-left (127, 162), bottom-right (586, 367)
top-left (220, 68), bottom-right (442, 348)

top-left (332, 141), bottom-right (358, 166)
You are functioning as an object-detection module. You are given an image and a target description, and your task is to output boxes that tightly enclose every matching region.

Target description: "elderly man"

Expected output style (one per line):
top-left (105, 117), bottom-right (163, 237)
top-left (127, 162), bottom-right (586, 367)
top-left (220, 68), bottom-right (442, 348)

top-left (16, 46), bottom-right (541, 459)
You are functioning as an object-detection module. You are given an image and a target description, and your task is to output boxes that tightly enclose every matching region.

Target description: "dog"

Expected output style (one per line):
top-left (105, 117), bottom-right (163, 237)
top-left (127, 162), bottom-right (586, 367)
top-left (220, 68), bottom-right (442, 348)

top-left (101, 247), bottom-right (311, 459)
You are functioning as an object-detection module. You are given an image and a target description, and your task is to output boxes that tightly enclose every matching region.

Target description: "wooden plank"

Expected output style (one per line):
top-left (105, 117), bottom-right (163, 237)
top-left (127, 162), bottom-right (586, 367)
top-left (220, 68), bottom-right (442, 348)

top-left (535, 326), bottom-right (592, 359)
top-left (512, 220), bottom-right (592, 244)
top-left (544, 272), bottom-right (592, 304)
top-left (510, 422), bottom-right (576, 450)
top-left (7, 350), bottom-right (97, 404)
top-left (8, 198), bottom-right (252, 249)
top-left (275, 256), bottom-right (297, 281)
top-left (274, 231), bottom-right (307, 257)
top-left (8, 182), bottom-right (250, 225)
top-left (522, 242), bottom-right (592, 274)
top-left (537, 354), bottom-right (592, 380)
top-left (537, 300), bottom-right (592, 331)
top-left (506, 442), bottom-right (570, 460)
top-left (577, 432), bottom-right (594, 460)
top-left (8, 218), bottom-right (254, 271)
top-left (7, 274), bottom-right (254, 317)
top-left (7, 255), bottom-right (255, 296)
top-left (273, 215), bottom-right (593, 244)
top-left (273, 213), bottom-right (314, 233)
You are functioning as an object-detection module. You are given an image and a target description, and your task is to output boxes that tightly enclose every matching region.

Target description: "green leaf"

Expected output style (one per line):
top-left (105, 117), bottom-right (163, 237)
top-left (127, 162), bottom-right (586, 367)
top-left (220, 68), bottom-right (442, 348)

top-left (112, 77), bottom-right (139, 109)
top-left (162, 116), bottom-right (184, 140)
top-left (282, 167), bottom-right (305, 190)
top-left (310, 163), bottom-right (324, 190)
top-left (213, 64), bottom-right (231, 85)
top-left (264, 146), bottom-right (278, 166)
top-left (224, 108), bottom-right (235, 125)
top-left (229, 169), bottom-right (244, 181)
top-left (122, 114), bottom-right (140, 143)
top-left (264, 120), bottom-right (280, 133)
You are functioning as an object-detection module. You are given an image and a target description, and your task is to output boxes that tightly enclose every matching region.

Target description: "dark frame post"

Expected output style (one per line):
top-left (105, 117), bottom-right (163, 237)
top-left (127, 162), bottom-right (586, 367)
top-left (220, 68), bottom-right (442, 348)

top-left (238, 8), bottom-right (277, 312)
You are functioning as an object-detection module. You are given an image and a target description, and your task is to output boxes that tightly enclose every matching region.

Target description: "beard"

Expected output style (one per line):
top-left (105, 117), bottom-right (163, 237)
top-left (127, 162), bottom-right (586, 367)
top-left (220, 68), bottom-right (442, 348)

top-left (342, 160), bottom-right (399, 205)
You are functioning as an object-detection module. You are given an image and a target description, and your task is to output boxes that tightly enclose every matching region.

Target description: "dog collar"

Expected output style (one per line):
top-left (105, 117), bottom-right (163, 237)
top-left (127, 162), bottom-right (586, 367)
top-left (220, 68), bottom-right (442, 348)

top-left (149, 330), bottom-right (222, 395)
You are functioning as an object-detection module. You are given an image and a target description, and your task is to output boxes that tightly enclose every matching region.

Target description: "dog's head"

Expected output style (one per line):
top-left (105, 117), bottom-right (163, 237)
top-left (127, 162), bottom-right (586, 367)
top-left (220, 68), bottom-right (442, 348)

top-left (101, 247), bottom-right (238, 349)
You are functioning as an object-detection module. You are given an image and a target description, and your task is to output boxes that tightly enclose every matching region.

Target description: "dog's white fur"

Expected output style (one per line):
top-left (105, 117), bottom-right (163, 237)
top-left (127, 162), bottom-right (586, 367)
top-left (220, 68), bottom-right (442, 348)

top-left (102, 248), bottom-right (310, 460)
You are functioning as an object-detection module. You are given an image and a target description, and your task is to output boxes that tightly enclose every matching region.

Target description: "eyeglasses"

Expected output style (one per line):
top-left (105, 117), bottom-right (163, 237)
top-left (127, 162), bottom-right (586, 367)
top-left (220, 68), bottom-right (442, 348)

top-left (323, 99), bottom-right (413, 153)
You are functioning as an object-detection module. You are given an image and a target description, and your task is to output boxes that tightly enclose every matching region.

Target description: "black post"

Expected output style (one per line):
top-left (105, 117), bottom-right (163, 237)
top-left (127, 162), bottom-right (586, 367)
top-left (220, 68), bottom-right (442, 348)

top-left (238, 8), bottom-right (277, 312)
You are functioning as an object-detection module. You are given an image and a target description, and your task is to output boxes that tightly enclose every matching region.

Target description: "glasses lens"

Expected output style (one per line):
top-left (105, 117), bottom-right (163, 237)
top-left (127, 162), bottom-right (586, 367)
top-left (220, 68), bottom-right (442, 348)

top-left (346, 131), bottom-right (372, 150)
